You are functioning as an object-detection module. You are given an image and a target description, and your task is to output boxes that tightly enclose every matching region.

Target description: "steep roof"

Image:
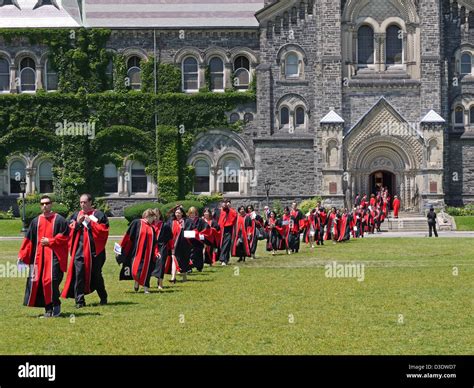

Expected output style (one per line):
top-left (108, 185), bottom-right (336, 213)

top-left (83, 0), bottom-right (265, 28)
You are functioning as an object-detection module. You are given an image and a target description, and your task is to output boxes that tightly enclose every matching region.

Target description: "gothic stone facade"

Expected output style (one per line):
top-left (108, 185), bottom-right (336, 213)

top-left (1, 0), bottom-right (474, 214)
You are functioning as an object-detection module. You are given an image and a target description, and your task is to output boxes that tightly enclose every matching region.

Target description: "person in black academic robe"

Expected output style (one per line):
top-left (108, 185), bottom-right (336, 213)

top-left (61, 194), bottom-right (109, 308)
top-left (18, 195), bottom-right (69, 317)
top-left (116, 209), bottom-right (158, 293)
top-left (202, 208), bottom-right (220, 266)
top-left (264, 211), bottom-right (283, 255)
top-left (289, 202), bottom-right (304, 253)
top-left (232, 206), bottom-right (252, 262)
top-left (187, 207), bottom-right (212, 272)
top-left (218, 199), bottom-right (238, 266)
top-left (246, 205), bottom-right (263, 259)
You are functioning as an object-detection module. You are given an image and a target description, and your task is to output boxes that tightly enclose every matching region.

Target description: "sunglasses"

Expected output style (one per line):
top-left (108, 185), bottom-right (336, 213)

top-left (40, 202), bottom-right (51, 206)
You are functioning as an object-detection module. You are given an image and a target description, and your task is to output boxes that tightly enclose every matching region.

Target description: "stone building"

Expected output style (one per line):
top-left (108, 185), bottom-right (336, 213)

top-left (0, 0), bottom-right (473, 214)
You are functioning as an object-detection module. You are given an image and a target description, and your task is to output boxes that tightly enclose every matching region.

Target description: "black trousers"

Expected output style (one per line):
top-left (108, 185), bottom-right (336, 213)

top-left (289, 232), bottom-right (300, 252)
top-left (74, 253), bottom-right (107, 304)
top-left (428, 222), bottom-right (438, 237)
top-left (219, 226), bottom-right (233, 263)
top-left (44, 258), bottom-right (63, 311)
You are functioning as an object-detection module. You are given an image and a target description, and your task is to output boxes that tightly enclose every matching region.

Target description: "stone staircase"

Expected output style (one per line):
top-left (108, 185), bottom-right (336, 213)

top-left (380, 212), bottom-right (456, 232)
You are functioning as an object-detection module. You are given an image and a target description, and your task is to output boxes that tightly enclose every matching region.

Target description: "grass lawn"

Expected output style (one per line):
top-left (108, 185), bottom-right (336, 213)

top-left (454, 216), bottom-right (474, 231)
top-left (0, 218), bottom-right (129, 237)
top-left (0, 237), bottom-right (472, 355)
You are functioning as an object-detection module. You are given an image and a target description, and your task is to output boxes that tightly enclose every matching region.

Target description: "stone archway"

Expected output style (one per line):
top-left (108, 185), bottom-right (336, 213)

top-left (348, 140), bottom-right (420, 212)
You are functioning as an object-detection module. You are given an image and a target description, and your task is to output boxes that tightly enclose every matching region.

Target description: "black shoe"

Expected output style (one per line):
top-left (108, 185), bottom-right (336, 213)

top-left (169, 278), bottom-right (176, 284)
top-left (237, 258), bottom-right (243, 262)
top-left (100, 298), bottom-right (107, 305)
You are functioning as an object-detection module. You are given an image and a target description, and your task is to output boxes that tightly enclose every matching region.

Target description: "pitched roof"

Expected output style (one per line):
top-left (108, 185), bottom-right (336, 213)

top-left (320, 110), bottom-right (345, 124)
top-left (83, 0), bottom-right (265, 28)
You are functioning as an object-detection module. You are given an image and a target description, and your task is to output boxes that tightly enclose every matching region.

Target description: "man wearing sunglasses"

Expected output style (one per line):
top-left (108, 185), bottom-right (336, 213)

top-left (18, 195), bottom-right (70, 318)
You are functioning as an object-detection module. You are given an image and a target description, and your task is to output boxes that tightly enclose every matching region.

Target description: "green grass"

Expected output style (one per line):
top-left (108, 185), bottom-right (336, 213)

top-left (454, 216), bottom-right (474, 231)
top-left (0, 218), bottom-right (129, 237)
top-left (0, 238), bottom-right (472, 355)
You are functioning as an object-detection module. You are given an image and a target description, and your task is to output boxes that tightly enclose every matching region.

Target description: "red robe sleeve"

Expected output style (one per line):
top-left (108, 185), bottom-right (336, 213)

top-left (90, 221), bottom-right (109, 256)
top-left (18, 238), bottom-right (33, 264)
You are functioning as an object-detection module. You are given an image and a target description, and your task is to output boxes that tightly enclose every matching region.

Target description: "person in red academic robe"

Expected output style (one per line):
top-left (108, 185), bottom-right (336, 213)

top-left (116, 209), bottom-right (158, 294)
top-left (150, 208), bottom-right (173, 290)
top-left (324, 207), bottom-right (339, 242)
top-left (246, 205), bottom-right (263, 259)
top-left (393, 195), bottom-right (400, 218)
top-left (62, 194), bottom-right (109, 308)
top-left (218, 199), bottom-right (238, 266)
top-left (289, 202), bottom-right (304, 254)
top-left (367, 206), bottom-right (376, 234)
top-left (164, 206), bottom-right (197, 283)
top-left (232, 206), bottom-right (252, 262)
top-left (360, 194), bottom-right (368, 209)
top-left (280, 207), bottom-right (292, 253)
top-left (317, 206), bottom-right (327, 245)
top-left (337, 209), bottom-right (351, 242)
top-left (202, 208), bottom-right (220, 266)
top-left (369, 194), bottom-right (376, 208)
top-left (18, 195), bottom-right (69, 317)
top-left (187, 206), bottom-right (212, 272)
top-left (264, 211), bottom-right (283, 255)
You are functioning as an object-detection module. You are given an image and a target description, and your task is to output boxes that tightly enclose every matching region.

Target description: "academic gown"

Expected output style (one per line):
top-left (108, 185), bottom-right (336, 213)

top-left (61, 209), bottom-right (109, 299)
top-left (203, 218), bottom-right (220, 265)
top-left (218, 207), bottom-right (238, 263)
top-left (264, 217), bottom-right (283, 251)
top-left (151, 220), bottom-right (172, 280)
top-left (188, 217), bottom-right (212, 271)
top-left (18, 213), bottom-right (69, 308)
top-left (117, 219), bottom-right (157, 287)
top-left (231, 214), bottom-right (252, 258)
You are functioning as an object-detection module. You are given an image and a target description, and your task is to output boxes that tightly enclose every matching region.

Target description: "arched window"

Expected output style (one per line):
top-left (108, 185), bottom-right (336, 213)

top-left (386, 25), bottom-right (403, 65)
top-left (19, 57), bottom-right (36, 92)
top-left (229, 113), bottom-right (240, 124)
top-left (0, 57), bottom-right (9, 92)
top-left (105, 58), bottom-right (113, 90)
top-left (285, 53), bottom-right (299, 77)
top-left (455, 106), bottom-right (464, 125)
top-left (131, 161), bottom-right (147, 193)
top-left (104, 163), bottom-right (118, 193)
top-left (182, 57), bottom-right (199, 92)
top-left (209, 57), bottom-right (224, 91)
top-left (358, 25), bottom-right (374, 66)
top-left (244, 113), bottom-right (254, 123)
top-left (127, 56), bottom-right (141, 90)
top-left (9, 160), bottom-right (25, 194)
top-left (44, 59), bottom-right (58, 91)
top-left (461, 53), bottom-right (472, 75)
top-left (194, 160), bottom-right (210, 193)
top-left (223, 158), bottom-right (240, 193)
top-left (39, 160), bottom-right (53, 193)
top-left (233, 55), bottom-right (250, 90)
top-left (280, 107), bottom-right (290, 126)
top-left (295, 107), bottom-right (305, 126)
top-left (470, 106), bottom-right (474, 124)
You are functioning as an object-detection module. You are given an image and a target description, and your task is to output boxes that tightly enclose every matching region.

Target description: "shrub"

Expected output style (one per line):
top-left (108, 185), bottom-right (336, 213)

top-left (446, 205), bottom-right (474, 216)
top-left (184, 193), bottom-right (223, 207)
top-left (272, 200), bottom-right (283, 217)
top-left (17, 193), bottom-right (57, 207)
top-left (299, 196), bottom-right (323, 215)
top-left (24, 203), bottom-right (69, 225)
top-left (123, 202), bottom-right (163, 224)
top-left (0, 207), bottom-right (15, 219)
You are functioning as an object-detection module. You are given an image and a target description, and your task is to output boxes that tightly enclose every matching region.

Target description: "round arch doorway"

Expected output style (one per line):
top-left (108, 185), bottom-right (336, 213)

top-left (369, 170), bottom-right (395, 196)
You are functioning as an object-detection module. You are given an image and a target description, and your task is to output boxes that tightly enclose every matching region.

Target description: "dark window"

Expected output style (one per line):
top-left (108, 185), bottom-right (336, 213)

top-left (233, 56), bottom-right (250, 90)
top-left (20, 58), bottom-right (36, 92)
top-left (9, 160), bottom-right (25, 194)
top-left (0, 58), bottom-right (9, 91)
top-left (244, 113), bottom-right (254, 123)
top-left (194, 160), bottom-right (210, 193)
top-left (223, 159), bottom-right (239, 193)
top-left (470, 107), bottom-right (474, 124)
top-left (44, 59), bottom-right (58, 91)
top-left (358, 26), bottom-right (374, 65)
top-left (105, 58), bottom-right (113, 90)
top-left (295, 107), bottom-right (305, 125)
top-left (280, 107), bottom-right (290, 126)
top-left (131, 162), bottom-right (147, 193)
top-left (461, 53), bottom-right (472, 75)
top-left (39, 161), bottom-right (53, 193)
top-left (127, 56), bottom-right (141, 90)
top-left (386, 25), bottom-right (403, 65)
top-left (229, 113), bottom-right (240, 124)
top-left (183, 57), bottom-right (198, 91)
top-left (285, 53), bottom-right (299, 77)
top-left (210, 57), bottom-right (224, 91)
top-left (455, 107), bottom-right (464, 125)
top-left (104, 163), bottom-right (118, 193)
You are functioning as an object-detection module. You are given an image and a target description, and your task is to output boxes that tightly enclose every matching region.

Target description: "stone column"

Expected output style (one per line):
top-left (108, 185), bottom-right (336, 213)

top-left (9, 65), bottom-right (16, 93)
top-left (25, 168), bottom-right (34, 194)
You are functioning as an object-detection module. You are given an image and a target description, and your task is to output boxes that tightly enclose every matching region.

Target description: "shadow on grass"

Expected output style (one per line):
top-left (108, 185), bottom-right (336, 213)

top-left (31, 312), bottom-right (101, 318)
top-left (124, 289), bottom-right (182, 294)
top-left (88, 301), bottom-right (139, 307)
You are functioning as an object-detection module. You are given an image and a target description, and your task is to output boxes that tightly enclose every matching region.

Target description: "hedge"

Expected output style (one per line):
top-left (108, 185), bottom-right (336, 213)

top-left (124, 200), bottom-right (205, 224)
top-left (24, 203), bottom-right (69, 225)
top-left (446, 205), bottom-right (474, 216)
